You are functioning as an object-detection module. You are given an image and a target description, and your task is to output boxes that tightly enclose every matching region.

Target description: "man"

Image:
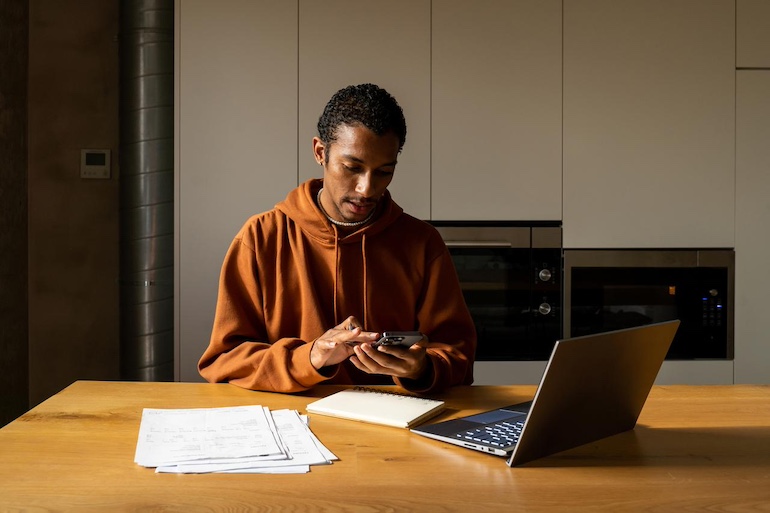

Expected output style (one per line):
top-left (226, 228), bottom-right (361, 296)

top-left (198, 83), bottom-right (476, 394)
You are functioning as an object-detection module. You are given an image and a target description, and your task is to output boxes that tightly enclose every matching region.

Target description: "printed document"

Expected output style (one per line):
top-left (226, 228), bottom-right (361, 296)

top-left (134, 405), bottom-right (336, 474)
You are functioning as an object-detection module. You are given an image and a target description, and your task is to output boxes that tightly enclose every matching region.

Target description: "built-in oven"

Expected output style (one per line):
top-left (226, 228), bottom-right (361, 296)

top-left (564, 250), bottom-right (734, 360)
top-left (432, 223), bottom-right (562, 361)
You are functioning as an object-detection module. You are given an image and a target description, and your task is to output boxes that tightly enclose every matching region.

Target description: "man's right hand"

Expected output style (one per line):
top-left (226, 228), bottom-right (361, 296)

top-left (310, 316), bottom-right (379, 370)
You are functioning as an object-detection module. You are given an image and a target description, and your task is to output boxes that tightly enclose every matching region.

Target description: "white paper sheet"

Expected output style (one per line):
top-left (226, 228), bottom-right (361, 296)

top-left (134, 405), bottom-right (284, 468)
top-left (154, 409), bottom-right (336, 474)
top-left (135, 405), bottom-right (336, 474)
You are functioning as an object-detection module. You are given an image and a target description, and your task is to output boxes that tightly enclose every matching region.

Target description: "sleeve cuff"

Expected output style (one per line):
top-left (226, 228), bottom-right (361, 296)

top-left (394, 353), bottom-right (438, 393)
top-left (289, 340), bottom-right (340, 388)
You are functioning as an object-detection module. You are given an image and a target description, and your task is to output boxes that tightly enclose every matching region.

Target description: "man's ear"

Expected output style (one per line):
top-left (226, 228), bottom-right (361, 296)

top-left (312, 137), bottom-right (326, 166)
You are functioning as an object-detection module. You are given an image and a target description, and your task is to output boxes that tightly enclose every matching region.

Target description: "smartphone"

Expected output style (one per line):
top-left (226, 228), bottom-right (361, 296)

top-left (372, 331), bottom-right (424, 348)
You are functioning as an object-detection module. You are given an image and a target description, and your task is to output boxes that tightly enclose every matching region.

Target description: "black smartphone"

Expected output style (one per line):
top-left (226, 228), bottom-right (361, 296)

top-left (372, 331), bottom-right (424, 348)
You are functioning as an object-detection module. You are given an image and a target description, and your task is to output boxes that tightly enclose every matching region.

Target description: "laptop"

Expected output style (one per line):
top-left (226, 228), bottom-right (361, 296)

top-left (411, 320), bottom-right (680, 466)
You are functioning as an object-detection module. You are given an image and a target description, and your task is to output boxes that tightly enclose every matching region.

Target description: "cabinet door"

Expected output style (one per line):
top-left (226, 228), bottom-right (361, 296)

top-left (735, 71), bottom-right (770, 383)
top-left (431, 0), bottom-right (562, 221)
top-left (563, 0), bottom-right (734, 248)
top-left (177, 0), bottom-right (298, 381)
top-left (737, 0), bottom-right (770, 68)
top-left (298, 0), bottom-right (431, 220)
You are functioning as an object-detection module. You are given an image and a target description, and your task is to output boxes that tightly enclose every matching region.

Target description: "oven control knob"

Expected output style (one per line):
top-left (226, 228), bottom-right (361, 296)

top-left (538, 303), bottom-right (552, 316)
top-left (538, 269), bottom-right (552, 282)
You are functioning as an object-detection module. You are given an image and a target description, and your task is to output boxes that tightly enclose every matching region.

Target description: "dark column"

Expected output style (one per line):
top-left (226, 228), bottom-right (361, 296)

top-left (0, 0), bottom-right (29, 426)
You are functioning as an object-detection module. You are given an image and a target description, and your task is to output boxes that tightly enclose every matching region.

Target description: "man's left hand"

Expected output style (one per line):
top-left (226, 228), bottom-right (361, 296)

top-left (350, 342), bottom-right (428, 380)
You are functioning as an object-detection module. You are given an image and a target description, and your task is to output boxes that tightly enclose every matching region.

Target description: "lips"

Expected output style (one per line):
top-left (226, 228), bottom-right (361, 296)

top-left (346, 200), bottom-right (375, 216)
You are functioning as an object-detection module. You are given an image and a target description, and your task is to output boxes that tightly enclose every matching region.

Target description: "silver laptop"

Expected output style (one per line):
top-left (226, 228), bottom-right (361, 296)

top-left (411, 320), bottom-right (680, 466)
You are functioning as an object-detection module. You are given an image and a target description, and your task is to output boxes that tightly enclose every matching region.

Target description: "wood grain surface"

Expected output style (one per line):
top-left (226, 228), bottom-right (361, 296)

top-left (1, 381), bottom-right (769, 512)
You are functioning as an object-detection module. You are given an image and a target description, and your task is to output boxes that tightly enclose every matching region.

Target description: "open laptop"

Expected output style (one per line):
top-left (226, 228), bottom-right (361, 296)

top-left (411, 320), bottom-right (680, 466)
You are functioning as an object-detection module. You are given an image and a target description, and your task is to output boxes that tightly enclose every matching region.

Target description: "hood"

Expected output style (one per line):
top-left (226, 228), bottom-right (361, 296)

top-left (274, 179), bottom-right (406, 328)
top-left (275, 178), bottom-right (404, 242)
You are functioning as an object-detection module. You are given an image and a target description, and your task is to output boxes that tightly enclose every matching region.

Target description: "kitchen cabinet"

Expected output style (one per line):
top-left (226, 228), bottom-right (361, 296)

top-left (563, 0), bottom-right (735, 248)
top-left (297, 0), bottom-right (431, 220)
top-left (176, 1), bottom-right (752, 386)
top-left (176, 0), bottom-right (298, 381)
top-left (737, 0), bottom-right (770, 68)
top-left (431, 0), bottom-right (562, 221)
top-left (735, 71), bottom-right (770, 384)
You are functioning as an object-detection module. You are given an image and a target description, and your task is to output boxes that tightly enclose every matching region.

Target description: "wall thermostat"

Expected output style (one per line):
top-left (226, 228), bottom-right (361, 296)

top-left (80, 149), bottom-right (111, 179)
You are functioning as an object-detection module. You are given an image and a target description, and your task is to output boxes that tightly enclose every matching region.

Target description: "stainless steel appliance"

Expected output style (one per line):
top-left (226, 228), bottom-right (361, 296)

top-left (564, 250), bottom-right (734, 359)
top-left (432, 223), bottom-right (562, 361)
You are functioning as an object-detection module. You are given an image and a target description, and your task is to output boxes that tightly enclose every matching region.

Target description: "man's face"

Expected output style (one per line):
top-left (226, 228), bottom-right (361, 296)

top-left (313, 123), bottom-right (400, 224)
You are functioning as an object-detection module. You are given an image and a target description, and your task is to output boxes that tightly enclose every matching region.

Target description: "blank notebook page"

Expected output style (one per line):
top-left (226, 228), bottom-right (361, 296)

top-left (306, 387), bottom-right (446, 428)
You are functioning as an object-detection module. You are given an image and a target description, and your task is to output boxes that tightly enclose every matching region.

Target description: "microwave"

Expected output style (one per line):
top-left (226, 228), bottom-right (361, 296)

top-left (564, 250), bottom-right (734, 360)
top-left (432, 223), bottom-right (562, 361)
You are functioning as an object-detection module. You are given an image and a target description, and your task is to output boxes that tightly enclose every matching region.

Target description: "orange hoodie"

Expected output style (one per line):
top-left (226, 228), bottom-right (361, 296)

top-left (198, 179), bottom-right (476, 393)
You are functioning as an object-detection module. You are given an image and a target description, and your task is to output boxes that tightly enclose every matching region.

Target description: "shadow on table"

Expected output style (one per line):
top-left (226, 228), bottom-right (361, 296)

top-left (521, 425), bottom-right (770, 468)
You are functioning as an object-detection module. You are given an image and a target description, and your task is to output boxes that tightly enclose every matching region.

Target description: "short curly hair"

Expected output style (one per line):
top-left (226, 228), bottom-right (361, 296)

top-left (317, 84), bottom-right (407, 162)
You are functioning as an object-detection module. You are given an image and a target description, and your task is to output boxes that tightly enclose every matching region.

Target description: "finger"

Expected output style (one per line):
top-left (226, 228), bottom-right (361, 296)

top-left (349, 350), bottom-right (379, 374)
top-left (371, 344), bottom-right (407, 356)
top-left (372, 344), bottom-right (425, 363)
top-left (354, 346), bottom-right (421, 378)
top-left (348, 355), bottom-right (371, 373)
top-left (343, 326), bottom-right (361, 346)
top-left (344, 330), bottom-right (379, 347)
top-left (338, 315), bottom-right (362, 331)
top-left (352, 345), bottom-right (388, 372)
top-left (349, 354), bottom-right (391, 376)
top-left (357, 344), bottom-right (410, 374)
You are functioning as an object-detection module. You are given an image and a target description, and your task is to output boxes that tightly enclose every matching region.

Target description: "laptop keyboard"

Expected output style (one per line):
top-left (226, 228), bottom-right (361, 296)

top-left (455, 420), bottom-right (524, 448)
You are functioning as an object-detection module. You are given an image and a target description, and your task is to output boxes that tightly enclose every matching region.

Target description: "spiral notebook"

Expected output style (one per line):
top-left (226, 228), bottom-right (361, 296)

top-left (306, 387), bottom-right (445, 428)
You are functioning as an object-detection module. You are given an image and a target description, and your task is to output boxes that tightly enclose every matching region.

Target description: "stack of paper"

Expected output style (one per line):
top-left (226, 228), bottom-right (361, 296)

top-left (133, 405), bottom-right (336, 474)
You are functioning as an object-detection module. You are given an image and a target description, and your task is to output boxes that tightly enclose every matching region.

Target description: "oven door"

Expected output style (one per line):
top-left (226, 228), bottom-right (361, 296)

top-left (434, 225), bottom-right (562, 361)
top-left (564, 250), bottom-right (734, 360)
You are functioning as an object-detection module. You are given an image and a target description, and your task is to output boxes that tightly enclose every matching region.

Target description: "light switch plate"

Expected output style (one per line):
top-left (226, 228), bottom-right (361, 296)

top-left (80, 149), bottom-right (111, 179)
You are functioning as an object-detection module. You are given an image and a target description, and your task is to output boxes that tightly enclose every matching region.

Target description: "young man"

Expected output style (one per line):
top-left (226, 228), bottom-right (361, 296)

top-left (198, 84), bottom-right (476, 393)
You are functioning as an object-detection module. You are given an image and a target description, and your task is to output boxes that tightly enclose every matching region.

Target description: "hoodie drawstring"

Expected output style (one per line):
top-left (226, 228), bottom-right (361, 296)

top-left (362, 233), bottom-right (368, 329)
top-left (332, 231), bottom-right (368, 330)
top-left (332, 229), bottom-right (340, 325)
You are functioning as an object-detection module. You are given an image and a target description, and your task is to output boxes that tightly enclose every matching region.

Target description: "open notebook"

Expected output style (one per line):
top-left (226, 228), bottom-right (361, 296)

top-left (306, 387), bottom-right (445, 428)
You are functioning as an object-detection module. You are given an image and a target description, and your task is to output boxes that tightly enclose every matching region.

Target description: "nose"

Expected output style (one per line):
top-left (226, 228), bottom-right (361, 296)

top-left (354, 172), bottom-right (375, 197)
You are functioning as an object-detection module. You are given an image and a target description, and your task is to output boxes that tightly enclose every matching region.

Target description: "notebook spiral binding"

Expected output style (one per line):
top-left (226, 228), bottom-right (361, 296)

top-left (351, 386), bottom-right (442, 403)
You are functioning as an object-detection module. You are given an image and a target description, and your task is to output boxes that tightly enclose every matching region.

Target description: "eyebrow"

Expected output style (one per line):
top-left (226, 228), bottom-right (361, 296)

top-left (341, 154), bottom-right (398, 168)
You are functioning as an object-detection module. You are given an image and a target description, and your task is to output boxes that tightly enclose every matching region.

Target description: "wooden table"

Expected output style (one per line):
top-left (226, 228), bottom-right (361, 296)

top-left (1, 381), bottom-right (769, 512)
